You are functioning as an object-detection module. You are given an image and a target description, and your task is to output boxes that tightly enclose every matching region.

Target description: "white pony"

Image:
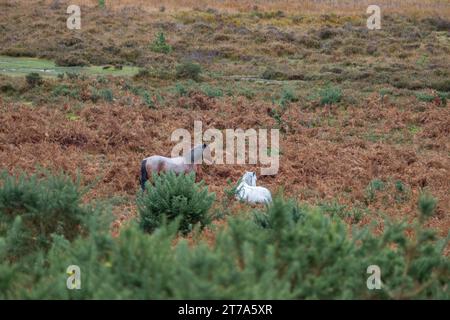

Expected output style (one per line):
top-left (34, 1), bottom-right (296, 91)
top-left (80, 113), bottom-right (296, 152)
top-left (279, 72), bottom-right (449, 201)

top-left (235, 171), bottom-right (272, 204)
top-left (140, 144), bottom-right (208, 190)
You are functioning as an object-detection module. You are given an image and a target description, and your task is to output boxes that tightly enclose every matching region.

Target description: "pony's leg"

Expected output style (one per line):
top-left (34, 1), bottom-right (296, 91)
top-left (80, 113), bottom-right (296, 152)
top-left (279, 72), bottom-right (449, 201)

top-left (140, 159), bottom-right (148, 190)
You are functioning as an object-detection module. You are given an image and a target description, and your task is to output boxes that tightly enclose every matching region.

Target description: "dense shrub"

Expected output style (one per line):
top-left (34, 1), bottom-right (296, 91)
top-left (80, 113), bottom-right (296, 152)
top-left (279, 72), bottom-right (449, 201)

top-left (52, 84), bottom-right (79, 99)
top-left (138, 172), bottom-right (215, 235)
top-left (423, 17), bottom-right (450, 31)
top-left (201, 84), bottom-right (223, 98)
top-left (174, 82), bottom-right (188, 97)
top-left (133, 67), bottom-right (173, 81)
top-left (176, 62), bottom-right (202, 81)
top-left (25, 72), bottom-right (43, 88)
top-left (416, 90), bottom-right (444, 106)
top-left (437, 92), bottom-right (448, 106)
top-left (278, 87), bottom-right (297, 109)
top-left (99, 88), bottom-right (114, 102)
top-left (133, 68), bottom-right (151, 80)
top-left (89, 87), bottom-right (100, 102)
top-left (0, 171), bottom-right (91, 260)
top-left (253, 196), bottom-right (306, 228)
top-left (430, 79), bottom-right (450, 92)
top-left (0, 82), bottom-right (17, 95)
top-left (261, 66), bottom-right (287, 80)
top-left (55, 54), bottom-right (88, 67)
top-left (416, 92), bottom-right (435, 103)
top-left (319, 84), bottom-right (342, 106)
top-left (1, 193), bottom-right (447, 299)
top-left (141, 90), bottom-right (154, 107)
top-left (365, 179), bottom-right (385, 203)
top-left (1, 47), bottom-right (37, 57)
top-left (65, 72), bottom-right (79, 80)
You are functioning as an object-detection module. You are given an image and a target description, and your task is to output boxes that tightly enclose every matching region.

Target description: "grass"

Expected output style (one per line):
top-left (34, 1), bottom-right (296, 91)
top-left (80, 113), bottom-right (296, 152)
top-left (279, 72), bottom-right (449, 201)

top-left (0, 56), bottom-right (139, 78)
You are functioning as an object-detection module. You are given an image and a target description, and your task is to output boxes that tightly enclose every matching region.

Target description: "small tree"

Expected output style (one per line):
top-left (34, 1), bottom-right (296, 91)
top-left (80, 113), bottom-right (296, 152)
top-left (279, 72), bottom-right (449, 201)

top-left (137, 172), bottom-right (215, 235)
top-left (150, 32), bottom-right (172, 54)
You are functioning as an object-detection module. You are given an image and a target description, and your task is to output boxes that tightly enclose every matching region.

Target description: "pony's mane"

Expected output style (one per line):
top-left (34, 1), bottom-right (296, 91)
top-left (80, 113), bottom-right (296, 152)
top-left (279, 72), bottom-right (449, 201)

top-left (242, 172), bottom-right (255, 185)
top-left (183, 144), bottom-right (205, 163)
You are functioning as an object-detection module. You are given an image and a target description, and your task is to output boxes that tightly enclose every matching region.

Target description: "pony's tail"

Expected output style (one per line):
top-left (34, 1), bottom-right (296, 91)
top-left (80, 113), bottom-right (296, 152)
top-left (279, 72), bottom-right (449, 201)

top-left (140, 159), bottom-right (148, 191)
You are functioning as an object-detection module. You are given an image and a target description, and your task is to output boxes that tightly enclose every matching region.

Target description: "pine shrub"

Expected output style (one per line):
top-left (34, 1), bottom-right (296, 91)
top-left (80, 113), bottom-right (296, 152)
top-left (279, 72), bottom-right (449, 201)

top-left (137, 172), bottom-right (215, 235)
top-left (150, 32), bottom-right (172, 54)
top-left (25, 72), bottom-right (43, 88)
top-left (0, 171), bottom-right (90, 260)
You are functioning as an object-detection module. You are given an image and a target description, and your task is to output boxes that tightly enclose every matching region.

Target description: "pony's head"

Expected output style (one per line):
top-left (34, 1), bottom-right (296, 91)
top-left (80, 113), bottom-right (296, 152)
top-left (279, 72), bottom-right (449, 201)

top-left (242, 171), bottom-right (256, 186)
top-left (187, 143), bottom-right (209, 164)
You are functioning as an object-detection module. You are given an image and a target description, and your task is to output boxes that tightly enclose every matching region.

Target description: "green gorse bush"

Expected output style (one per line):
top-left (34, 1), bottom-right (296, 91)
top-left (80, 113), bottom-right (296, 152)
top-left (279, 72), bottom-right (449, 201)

top-left (0, 172), bottom-right (448, 299)
top-left (0, 171), bottom-right (91, 261)
top-left (138, 172), bottom-right (215, 235)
